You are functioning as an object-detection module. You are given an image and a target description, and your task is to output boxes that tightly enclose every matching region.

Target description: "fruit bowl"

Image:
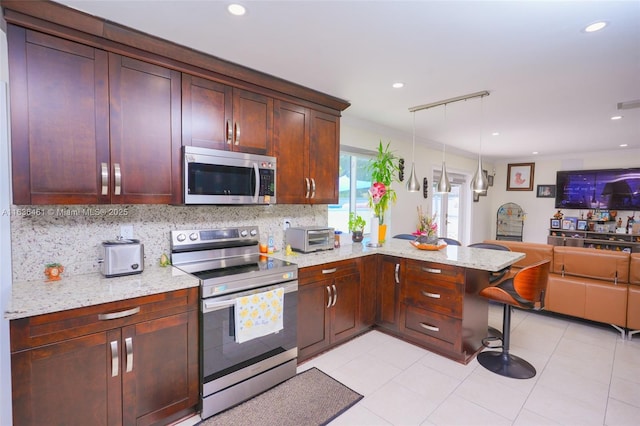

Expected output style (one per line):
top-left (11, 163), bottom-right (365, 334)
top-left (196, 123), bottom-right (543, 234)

top-left (410, 240), bottom-right (447, 251)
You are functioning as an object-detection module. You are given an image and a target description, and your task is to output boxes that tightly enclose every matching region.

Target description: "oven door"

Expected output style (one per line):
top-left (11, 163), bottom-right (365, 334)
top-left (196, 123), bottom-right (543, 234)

top-left (200, 280), bottom-right (298, 397)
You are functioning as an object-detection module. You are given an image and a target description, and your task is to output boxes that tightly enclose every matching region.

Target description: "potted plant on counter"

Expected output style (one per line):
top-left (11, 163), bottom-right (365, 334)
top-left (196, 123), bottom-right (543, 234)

top-left (367, 141), bottom-right (400, 242)
top-left (348, 212), bottom-right (366, 243)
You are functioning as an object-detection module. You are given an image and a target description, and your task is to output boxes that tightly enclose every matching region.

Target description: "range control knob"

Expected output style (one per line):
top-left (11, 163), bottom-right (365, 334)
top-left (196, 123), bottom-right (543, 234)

top-left (189, 233), bottom-right (198, 241)
top-left (176, 233), bottom-right (186, 242)
top-left (240, 230), bottom-right (248, 237)
top-left (250, 229), bottom-right (258, 236)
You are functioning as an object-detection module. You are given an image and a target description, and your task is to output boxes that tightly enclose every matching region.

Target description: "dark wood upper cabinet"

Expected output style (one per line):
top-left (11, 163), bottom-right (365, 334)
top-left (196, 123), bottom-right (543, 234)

top-left (8, 26), bottom-right (182, 205)
top-left (274, 101), bottom-right (339, 204)
top-left (109, 54), bottom-right (182, 204)
top-left (8, 26), bottom-right (110, 205)
top-left (182, 74), bottom-right (272, 155)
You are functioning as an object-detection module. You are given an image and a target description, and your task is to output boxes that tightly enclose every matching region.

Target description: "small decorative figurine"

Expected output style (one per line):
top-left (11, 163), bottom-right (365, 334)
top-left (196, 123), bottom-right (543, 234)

top-left (44, 263), bottom-right (64, 281)
top-left (553, 210), bottom-right (564, 220)
top-left (159, 253), bottom-right (171, 267)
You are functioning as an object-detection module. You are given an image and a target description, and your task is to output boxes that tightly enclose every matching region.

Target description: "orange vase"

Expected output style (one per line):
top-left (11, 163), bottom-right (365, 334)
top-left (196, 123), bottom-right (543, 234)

top-left (378, 224), bottom-right (387, 243)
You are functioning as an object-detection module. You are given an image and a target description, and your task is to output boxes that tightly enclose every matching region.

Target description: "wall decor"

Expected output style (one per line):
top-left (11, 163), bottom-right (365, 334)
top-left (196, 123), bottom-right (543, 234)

top-left (423, 177), bottom-right (428, 199)
top-left (577, 219), bottom-right (588, 231)
top-left (562, 216), bottom-right (578, 230)
top-left (473, 191), bottom-right (480, 202)
top-left (537, 184), bottom-right (556, 198)
top-left (550, 219), bottom-right (561, 229)
top-left (507, 162), bottom-right (535, 191)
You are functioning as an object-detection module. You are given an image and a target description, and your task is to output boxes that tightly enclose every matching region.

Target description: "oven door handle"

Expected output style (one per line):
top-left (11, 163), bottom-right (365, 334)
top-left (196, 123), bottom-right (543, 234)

top-left (202, 281), bottom-right (298, 313)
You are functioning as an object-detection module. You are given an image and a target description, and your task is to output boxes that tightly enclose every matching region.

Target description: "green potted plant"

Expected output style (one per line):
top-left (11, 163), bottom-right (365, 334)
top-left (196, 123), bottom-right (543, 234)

top-left (348, 212), bottom-right (366, 243)
top-left (367, 141), bottom-right (400, 242)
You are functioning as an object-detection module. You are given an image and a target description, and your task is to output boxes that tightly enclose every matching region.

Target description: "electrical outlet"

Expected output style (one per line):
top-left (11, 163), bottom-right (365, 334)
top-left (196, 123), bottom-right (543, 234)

top-left (283, 218), bottom-right (292, 231)
top-left (120, 225), bottom-right (134, 239)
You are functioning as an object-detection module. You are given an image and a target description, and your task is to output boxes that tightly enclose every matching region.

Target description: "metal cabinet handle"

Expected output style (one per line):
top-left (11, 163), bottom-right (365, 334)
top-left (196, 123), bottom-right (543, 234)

top-left (110, 341), bottom-right (119, 377)
top-left (326, 286), bottom-right (332, 308)
top-left (322, 268), bottom-right (337, 274)
top-left (420, 323), bottom-right (440, 332)
top-left (234, 122), bottom-right (240, 145)
top-left (305, 178), bottom-right (310, 198)
top-left (331, 284), bottom-right (337, 307)
top-left (421, 290), bottom-right (441, 299)
top-left (101, 162), bottom-right (109, 195)
top-left (394, 263), bottom-right (400, 284)
top-left (125, 337), bottom-right (133, 373)
top-left (114, 163), bottom-right (121, 196)
top-left (98, 306), bottom-right (140, 321)
top-left (422, 267), bottom-right (442, 274)
top-left (310, 178), bottom-right (316, 199)
top-left (226, 120), bottom-right (232, 145)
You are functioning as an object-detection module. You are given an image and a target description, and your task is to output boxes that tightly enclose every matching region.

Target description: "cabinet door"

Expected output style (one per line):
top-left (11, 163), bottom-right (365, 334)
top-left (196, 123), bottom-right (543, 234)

top-left (121, 311), bottom-right (198, 426)
top-left (309, 110), bottom-right (340, 204)
top-left (109, 54), bottom-right (182, 204)
top-left (232, 88), bottom-right (273, 155)
top-left (273, 100), bottom-right (310, 203)
top-left (8, 26), bottom-right (110, 205)
top-left (182, 74), bottom-right (232, 150)
top-left (11, 330), bottom-right (121, 426)
top-left (297, 277), bottom-right (332, 360)
top-left (331, 270), bottom-right (361, 343)
top-left (376, 256), bottom-right (402, 331)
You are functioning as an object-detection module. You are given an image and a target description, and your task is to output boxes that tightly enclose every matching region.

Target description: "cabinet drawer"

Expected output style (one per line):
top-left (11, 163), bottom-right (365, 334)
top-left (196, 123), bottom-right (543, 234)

top-left (299, 259), bottom-right (360, 282)
top-left (405, 260), bottom-right (464, 284)
top-left (403, 279), bottom-right (463, 318)
top-left (402, 304), bottom-right (460, 346)
top-left (10, 287), bottom-right (198, 352)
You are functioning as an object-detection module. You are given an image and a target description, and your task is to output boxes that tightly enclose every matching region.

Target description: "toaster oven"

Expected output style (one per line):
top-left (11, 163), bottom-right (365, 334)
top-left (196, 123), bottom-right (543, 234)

top-left (285, 227), bottom-right (335, 253)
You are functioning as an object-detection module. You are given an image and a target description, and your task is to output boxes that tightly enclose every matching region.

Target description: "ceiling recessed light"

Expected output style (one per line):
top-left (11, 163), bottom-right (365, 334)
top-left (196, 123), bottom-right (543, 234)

top-left (492, 132), bottom-right (500, 136)
top-left (228, 4), bottom-right (246, 16)
top-left (584, 21), bottom-right (607, 33)
top-left (611, 115), bottom-right (623, 120)
top-left (620, 144), bottom-right (628, 148)
top-left (392, 82), bottom-right (404, 89)
top-left (532, 151), bottom-right (539, 155)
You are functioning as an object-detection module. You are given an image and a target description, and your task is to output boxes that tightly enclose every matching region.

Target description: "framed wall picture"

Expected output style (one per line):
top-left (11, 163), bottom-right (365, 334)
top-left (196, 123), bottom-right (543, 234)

top-left (577, 220), bottom-right (587, 231)
top-left (536, 184), bottom-right (556, 198)
top-left (507, 162), bottom-right (535, 191)
top-left (473, 191), bottom-right (480, 202)
top-left (550, 219), bottom-right (561, 229)
top-left (562, 217), bottom-right (578, 230)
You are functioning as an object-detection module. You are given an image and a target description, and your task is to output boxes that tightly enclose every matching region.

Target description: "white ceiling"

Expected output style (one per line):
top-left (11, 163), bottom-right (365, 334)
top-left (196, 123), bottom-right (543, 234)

top-left (57, 0), bottom-right (640, 161)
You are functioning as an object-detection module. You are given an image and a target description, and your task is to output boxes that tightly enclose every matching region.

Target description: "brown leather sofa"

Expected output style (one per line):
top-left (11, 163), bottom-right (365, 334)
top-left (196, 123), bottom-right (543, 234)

top-left (483, 240), bottom-right (632, 338)
top-left (627, 253), bottom-right (640, 338)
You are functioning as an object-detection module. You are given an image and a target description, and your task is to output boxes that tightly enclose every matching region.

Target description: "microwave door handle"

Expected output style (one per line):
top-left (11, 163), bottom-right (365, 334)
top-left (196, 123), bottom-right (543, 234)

top-left (253, 163), bottom-right (260, 203)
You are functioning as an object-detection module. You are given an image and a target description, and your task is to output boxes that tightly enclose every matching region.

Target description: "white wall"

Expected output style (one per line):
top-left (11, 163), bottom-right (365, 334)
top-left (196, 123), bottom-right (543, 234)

top-left (1, 24), bottom-right (14, 425)
top-left (489, 151), bottom-right (640, 243)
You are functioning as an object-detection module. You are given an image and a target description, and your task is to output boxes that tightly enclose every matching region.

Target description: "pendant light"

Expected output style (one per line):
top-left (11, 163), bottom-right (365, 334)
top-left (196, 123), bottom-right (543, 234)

top-left (436, 104), bottom-right (451, 193)
top-left (406, 111), bottom-right (421, 192)
top-left (471, 95), bottom-right (489, 193)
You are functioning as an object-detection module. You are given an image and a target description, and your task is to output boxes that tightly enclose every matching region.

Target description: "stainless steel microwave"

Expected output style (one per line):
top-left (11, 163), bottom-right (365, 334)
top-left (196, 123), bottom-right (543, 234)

top-left (183, 146), bottom-right (276, 205)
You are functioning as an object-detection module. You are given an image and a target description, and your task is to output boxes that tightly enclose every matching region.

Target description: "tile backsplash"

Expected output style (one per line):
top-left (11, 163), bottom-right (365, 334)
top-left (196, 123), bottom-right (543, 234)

top-left (10, 204), bottom-right (327, 282)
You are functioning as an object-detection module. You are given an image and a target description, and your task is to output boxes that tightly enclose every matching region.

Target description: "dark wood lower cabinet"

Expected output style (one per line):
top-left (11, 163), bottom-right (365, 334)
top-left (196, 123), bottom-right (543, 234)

top-left (10, 288), bottom-right (199, 426)
top-left (297, 259), bottom-right (369, 361)
top-left (376, 255), bottom-right (403, 331)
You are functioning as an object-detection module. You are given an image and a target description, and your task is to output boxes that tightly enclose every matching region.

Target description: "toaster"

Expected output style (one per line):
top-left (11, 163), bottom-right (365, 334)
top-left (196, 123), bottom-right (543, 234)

top-left (99, 239), bottom-right (144, 277)
top-left (285, 227), bottom-right (335, 253)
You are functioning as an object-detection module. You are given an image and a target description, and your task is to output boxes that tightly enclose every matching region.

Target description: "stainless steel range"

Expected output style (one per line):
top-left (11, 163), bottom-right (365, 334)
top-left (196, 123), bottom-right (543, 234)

top-left (170, 226), bottom-right (298, 420)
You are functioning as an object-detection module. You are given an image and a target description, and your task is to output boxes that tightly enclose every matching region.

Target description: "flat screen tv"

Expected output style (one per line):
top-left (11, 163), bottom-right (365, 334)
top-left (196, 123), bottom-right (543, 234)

top-left (555, 168), bottom-right (640, 210)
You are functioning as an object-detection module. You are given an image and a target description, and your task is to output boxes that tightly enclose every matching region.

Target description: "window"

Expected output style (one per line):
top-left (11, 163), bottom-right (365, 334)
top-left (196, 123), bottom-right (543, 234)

top-left (432, 170), bottom-right (468, 243)
top-left (328, 147), bottom-right (374, 234)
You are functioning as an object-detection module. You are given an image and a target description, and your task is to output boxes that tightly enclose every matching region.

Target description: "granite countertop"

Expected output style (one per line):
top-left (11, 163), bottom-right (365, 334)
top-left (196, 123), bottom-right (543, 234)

top-left (5, 265), bottom-right (200, 320)
top-left (6, 239), bottom-right (524, 321)
top-left (273, 238), bottom-right (525, 272)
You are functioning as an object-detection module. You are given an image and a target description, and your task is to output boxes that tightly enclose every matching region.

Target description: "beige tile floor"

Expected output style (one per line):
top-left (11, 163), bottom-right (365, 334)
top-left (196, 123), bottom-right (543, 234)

top-left (297, 304), bottom-right (640, 426)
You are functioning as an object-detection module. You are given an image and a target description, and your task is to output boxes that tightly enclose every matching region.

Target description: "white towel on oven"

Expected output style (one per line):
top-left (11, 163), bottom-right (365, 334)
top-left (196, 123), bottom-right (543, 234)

top-left (234, 287), bottom-right (284, 343)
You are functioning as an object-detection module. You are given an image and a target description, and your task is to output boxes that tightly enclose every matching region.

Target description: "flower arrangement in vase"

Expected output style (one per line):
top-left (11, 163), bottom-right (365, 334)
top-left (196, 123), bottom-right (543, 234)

top-left (367, 141), bottom-right (400, 243)
top-left (415, 205), bottom-right (439, 245)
